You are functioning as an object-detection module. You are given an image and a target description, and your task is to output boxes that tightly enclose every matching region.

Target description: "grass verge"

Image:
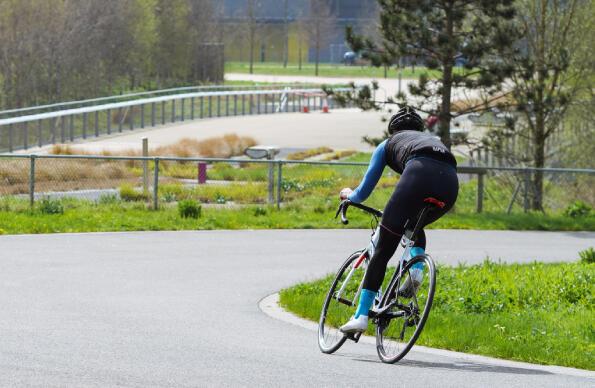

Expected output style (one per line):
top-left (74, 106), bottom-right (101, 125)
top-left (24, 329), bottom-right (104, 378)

top-left (0, 197), bottom-right (593, 235)
top-left (225, 62), bottom-right (457, 79)
top-left (279, 260), bottom-right (594, 370)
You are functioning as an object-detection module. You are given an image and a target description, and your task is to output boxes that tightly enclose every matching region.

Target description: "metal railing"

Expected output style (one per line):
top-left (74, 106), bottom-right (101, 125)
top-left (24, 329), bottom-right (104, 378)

top-left (0, 154), bottom-right (592, 214)
top-left (0, 84), bottom-right (322, 118)
top-left (0, 87), bottom-right (350, 153)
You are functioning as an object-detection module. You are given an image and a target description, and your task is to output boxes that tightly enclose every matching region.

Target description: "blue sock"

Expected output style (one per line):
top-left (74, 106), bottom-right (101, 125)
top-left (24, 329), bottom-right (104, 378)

top-left (410, 247), bottom-right (425, 271)
top-left (354, 289), bottom-right (376, 318)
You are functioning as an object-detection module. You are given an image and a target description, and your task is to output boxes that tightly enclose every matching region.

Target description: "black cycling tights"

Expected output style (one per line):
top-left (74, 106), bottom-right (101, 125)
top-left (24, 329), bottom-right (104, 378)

top-left (361, 157), bottom-right (459, 292)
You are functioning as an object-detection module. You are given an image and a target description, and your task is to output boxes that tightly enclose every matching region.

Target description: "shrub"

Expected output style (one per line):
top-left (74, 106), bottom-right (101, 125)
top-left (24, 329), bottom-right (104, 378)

top-left (178, 200), bottom-right (201, 219)
top-left (254, 206), bottom-right (267, 216)
top-left (0, 228), bottom-right (5, 235)
top-left (578, 247), bottom-right (595, 264)
top-left (98, 194), bottom-right (120, 205)
top-left (38, 198), bottom-right (64, 215)
top-left (286, 147), bottom-right (333, 160)
top-left (119, 184), bottom-right (149, 202)
top-left (564, 201), bottom-right (591, 218)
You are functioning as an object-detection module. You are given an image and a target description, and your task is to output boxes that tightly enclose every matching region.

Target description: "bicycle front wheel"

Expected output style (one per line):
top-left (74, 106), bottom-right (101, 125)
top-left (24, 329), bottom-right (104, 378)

top-left (375, 254), bottom-right (436, 363)
top-left (318, 250), bottom-right (366, 354)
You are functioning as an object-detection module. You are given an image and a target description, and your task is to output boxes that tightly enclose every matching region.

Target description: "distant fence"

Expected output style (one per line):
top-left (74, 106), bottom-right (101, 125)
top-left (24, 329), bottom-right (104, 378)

top-left (0, 154), bottom-right (592, 215)
top-left (0, 87), bottom-right (350, 153)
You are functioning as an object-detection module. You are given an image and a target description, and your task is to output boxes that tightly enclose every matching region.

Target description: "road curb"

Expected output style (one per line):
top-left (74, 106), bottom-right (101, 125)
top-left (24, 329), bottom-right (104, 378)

top-left (258, 292), bottom-right (595, 378)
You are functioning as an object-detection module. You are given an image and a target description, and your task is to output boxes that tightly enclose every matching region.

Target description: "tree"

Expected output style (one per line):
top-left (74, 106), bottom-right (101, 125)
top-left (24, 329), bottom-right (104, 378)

top-left (339, 0), bottom-right (520, 149)
top-left (498, 0), bottom-right (593, 210)
top-left (308, 0), bottom-right (336, 76)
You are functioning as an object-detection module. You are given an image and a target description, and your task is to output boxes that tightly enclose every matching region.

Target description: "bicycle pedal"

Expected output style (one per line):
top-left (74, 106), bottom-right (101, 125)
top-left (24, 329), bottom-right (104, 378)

top-left (345, 332), bottom-right (362, 343)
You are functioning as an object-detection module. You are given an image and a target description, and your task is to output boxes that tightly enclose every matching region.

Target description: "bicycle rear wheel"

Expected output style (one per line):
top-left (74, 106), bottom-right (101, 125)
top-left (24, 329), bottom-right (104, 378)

top-left (318, 250), bottom-right (366, 354)
top-left (375, 254), bottom-right (436, 363)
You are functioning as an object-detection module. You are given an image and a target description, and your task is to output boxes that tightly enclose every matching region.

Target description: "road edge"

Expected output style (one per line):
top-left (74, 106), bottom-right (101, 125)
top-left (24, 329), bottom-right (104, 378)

top-left (258, 292), bottom-right (595, 378)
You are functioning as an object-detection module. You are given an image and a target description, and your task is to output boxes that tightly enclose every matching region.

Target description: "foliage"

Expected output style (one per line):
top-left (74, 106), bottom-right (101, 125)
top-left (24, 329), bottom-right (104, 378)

top-left (492, 0), bottom-right (594, 211)
top-left (37, 198), bottom-right (64, 215)
top-left (119, 184), bottom-right (149, 202)
top-left (0, 0), bottom-right (219, 109)
top-left (579, 247), bottom-right (595, 264)
top-left (280, 261), bottom-right (595, 369)
top-left (286, 147), bottom-right (333, 161)
top-left (178, 199), bottom-right (201, 219)
top-left (565, 201), bottom-right (592, 218)
top-left (332, 0), bottom-right (520, 148)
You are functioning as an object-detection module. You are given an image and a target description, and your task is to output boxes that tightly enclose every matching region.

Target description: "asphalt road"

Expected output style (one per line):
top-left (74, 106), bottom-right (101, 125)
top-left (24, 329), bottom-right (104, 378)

top-left (1, 230), bottom-right (593, 387)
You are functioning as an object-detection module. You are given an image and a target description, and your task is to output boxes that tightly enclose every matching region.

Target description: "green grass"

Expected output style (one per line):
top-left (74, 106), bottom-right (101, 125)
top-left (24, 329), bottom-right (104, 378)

top-left (225, 61), bottom-right (441, 79)
top-left (279, 260), bottom-right (595, 370)
top-left (0, 196), bottom-right (593, 235)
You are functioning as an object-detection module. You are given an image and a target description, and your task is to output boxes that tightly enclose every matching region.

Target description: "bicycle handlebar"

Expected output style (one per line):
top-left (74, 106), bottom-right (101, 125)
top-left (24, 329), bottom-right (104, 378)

top-left (335, 200), bottom-right (383, 225)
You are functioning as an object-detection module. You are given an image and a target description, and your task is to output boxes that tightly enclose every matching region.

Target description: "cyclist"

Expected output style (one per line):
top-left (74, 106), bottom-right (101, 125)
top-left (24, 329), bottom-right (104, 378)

top-left (339, 106), bottom-right (459, 333)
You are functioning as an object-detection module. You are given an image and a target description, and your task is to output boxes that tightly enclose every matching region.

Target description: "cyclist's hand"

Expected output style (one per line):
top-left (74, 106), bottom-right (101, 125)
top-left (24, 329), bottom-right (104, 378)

top-left (339, 187), bottom-right (353, 200)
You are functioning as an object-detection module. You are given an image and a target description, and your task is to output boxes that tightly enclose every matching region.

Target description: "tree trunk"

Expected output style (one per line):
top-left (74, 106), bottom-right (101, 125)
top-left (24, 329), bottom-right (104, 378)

top-left (532, 112), bottom-right (546, 211)
top-left (438, 5), bottom-right (455, 150)
top-left (439, 64), bottom-right (453, 149)
top-left (314, 20), bottom-right (320, 76)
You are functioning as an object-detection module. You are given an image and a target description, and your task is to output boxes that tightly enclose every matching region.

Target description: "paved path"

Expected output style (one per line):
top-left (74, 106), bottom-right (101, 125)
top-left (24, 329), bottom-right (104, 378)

top-left (28, 109), bottom-right (385, 155)
top-left (1, 230), bottom-right (593, 387)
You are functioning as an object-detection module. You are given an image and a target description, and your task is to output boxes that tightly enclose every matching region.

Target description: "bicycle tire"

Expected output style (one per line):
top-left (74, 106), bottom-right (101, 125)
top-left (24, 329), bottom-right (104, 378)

top-left (375, 254), bottom-right (436, 363)
top-left (318, 250), bottom-right (365, 354)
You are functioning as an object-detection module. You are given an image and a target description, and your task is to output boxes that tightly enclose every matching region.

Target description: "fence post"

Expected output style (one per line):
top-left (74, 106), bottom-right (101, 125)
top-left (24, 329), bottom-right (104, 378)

top-left (151, 103), bottom-right (156, 126)
top-left (8, 124), bottom-right (13, 152)
top-left (93, 110), bottom-right (99, 137)
top-left (29, 155), bottom-right (36, 207)
top-left (191, 97), bottom-right (195, 120)
top-left (106, 109), bottom-right (112, 135)
top-left (172, 99), bottom-right (176, 122)
top-left (181, 98), bottom-right (185, 121)
top-left (226, 95), bottom-right (229, 116)
top-left (83, 113), bottom-right (89, 138)
top-left (477, 172), bottom-right (484, 213)
top-left (141, 104), bottom-right (145, 128)
top-left (142, 138), bottom-right (149, 193)
top-left (523, 169), bottom-right (530, 212)
top-left (69, 115), bottom-right (74, 141)
top-left (153, 157), bottom-right (160, 210)
top-left (234, 94), bottom-right (238, 115)
top-left (276, 162), bottom-right (283, 209)
top-left (61, 117), bottom-right (66, 142)
top-left (268, 159), bottom-right (274, 204)
top-left (23, 122), bottom-right (28, 150)
top-left (37, 119), bottom-right (42, 147)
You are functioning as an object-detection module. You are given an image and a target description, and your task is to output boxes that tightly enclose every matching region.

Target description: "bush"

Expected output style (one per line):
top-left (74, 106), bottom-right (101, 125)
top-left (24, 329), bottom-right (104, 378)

top-left (178, 200), bottom-right (201, 219)
top-left (98, 194), bottom-right (120, 205)
top-left (0, 228), bottom-right (5, 235)
top-left (38, 198), bottom-right (64, 215)
top-left (254, 206), bottom-right (267, 216)
top-left (564, 201), bottom-right (591, 218)
top-left (119, 184), bottom-right (149, 202)
top-left (579, 247), bottom-right (595, 264)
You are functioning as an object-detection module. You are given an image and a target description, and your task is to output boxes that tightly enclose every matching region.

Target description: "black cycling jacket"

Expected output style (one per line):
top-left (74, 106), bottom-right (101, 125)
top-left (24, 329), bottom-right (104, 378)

top-left (384, 130), bottom-right (457, 174)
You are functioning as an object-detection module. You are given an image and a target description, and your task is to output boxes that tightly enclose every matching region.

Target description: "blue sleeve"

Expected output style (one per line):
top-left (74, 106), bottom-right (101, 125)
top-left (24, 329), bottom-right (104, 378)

top-left (348, 140), bottom-right (387, 203)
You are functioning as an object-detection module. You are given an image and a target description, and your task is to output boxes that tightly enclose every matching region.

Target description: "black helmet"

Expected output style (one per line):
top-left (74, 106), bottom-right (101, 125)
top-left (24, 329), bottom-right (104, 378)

top-left (388, 106), bottom-right (424, 134)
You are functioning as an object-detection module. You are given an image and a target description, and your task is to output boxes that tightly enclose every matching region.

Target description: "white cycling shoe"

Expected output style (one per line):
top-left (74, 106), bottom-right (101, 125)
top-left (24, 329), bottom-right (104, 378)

top-left (398, 268), bottom-right (424, 298)
top-left (339, 315), bottom-right (368, 333)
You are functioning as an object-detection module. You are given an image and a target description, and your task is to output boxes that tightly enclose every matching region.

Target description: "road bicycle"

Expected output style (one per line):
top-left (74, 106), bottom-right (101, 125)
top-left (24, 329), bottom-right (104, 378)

top-left (318, 197), bottom-right (444, 363)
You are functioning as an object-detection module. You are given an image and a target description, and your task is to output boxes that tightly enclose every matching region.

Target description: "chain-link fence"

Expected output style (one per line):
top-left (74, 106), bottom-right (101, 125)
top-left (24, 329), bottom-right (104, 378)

top-left (1, 154), bottom-right (593, 215)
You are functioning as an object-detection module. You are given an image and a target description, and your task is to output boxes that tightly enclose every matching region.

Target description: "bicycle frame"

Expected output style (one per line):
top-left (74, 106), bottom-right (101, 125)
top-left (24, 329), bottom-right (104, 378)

top-left (333, 200), bottom-right (436, 316)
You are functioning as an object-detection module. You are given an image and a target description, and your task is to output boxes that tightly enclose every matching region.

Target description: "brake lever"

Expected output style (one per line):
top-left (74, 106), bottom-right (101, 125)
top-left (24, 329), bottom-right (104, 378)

top-left (335, 199), bottom-right (350, 225)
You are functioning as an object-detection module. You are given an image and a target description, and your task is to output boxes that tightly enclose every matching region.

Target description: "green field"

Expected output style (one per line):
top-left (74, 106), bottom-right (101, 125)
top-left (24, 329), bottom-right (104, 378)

top-left (279, 260), bottom-right (595, 370)
top-left (225, 61), bottom-right (442, 79)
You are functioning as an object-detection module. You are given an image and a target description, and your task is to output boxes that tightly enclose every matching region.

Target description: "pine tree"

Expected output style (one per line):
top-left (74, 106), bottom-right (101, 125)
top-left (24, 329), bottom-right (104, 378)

top-left (335, 0), bottom-right (520, 149)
